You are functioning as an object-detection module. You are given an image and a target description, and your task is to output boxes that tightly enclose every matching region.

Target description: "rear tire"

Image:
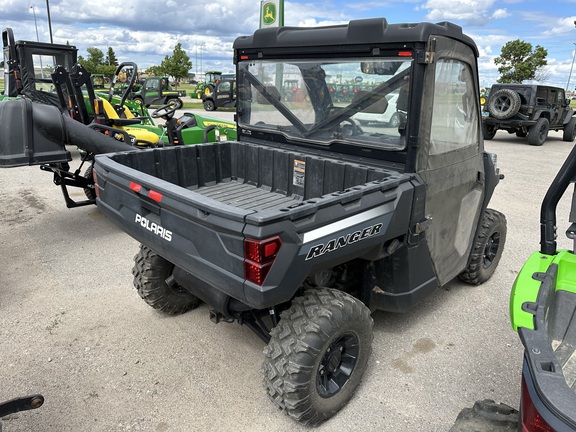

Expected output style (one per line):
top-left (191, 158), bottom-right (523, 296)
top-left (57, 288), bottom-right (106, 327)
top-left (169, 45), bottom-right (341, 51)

top-left (482, 123), bottom-right (496, 140)
top-left (132, 244), bottom-right (201, 315)
top-left (458, 209), bottom-right (507, 285)
top-left (528, 117), bottom-right (549, 146)
top-left (263, 288), bottom-right (373, 426)
top-left (563, 117), bottom-right (576, 142)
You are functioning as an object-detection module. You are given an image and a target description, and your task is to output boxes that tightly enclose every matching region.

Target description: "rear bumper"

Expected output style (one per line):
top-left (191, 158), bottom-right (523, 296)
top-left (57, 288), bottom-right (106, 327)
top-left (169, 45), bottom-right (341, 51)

top-left (483, 117), bottom-right (537, 129)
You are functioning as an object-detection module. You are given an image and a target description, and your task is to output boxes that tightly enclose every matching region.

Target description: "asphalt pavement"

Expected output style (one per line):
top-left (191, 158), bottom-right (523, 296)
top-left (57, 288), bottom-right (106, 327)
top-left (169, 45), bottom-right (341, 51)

top-left (0, 119), bottom-right (574, 431)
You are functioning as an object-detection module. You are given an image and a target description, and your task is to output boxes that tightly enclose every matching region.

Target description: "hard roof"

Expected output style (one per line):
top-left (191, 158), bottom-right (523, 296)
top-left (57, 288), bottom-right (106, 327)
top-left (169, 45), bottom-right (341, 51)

top-left (234, 18), bottom-right (478, 56)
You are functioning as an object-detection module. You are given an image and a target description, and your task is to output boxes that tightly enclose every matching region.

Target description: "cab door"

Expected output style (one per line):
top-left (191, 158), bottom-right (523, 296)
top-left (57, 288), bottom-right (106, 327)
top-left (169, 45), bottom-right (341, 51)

top-left (416, 37), bottom-right (485, 285)
top-left (143, 77), bottom-right (160, 105)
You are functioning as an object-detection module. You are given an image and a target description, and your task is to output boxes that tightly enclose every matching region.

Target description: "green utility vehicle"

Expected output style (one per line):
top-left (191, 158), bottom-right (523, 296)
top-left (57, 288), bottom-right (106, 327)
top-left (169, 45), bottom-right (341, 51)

top-left (201, 78), bottom-right (236, 111)
top-left (129, 76), bottom-right (186, 109)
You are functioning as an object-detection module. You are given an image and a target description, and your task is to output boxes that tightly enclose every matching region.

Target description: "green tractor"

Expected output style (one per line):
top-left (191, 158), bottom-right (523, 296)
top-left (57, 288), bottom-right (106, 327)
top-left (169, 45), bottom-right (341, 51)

top-left (195, 70), bottom-right (222, 99)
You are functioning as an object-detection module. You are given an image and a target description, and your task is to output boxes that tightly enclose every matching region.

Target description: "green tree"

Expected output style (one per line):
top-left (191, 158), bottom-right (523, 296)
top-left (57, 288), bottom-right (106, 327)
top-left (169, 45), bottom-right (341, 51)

top-left (145, 65), bottom-right (164, 76)
top-left (78, 47), bottom-right (119, 78)
top-left (160, 43), bottom-right (192, 87)
top-left (78, 47), bottom-right (105, 74)
top-left (105, 47), bottom-right (118, 66)
top-left (494, 39), bottom-right (548, 83)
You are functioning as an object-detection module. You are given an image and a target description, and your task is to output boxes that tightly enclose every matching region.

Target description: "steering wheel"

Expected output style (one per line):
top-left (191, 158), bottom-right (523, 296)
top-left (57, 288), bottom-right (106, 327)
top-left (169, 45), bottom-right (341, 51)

top-left (152, 100), bottom-right (179, 120)
top-left (339, 118), bottom-right (362, 137)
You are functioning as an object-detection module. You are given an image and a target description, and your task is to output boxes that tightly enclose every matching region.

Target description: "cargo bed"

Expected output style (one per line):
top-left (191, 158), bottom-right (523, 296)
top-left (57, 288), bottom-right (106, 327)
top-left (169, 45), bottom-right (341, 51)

top-left (94, 140), bottom-right (414, 308)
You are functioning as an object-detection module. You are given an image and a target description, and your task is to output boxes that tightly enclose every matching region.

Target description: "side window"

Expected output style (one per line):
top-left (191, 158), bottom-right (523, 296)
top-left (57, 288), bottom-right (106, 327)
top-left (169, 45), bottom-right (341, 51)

top-left (145, 79), bottom-right (157, 90)
top-left (429, 59), bottom-right (478, 155)
top-left (219, 81), bottom-right (230, 92)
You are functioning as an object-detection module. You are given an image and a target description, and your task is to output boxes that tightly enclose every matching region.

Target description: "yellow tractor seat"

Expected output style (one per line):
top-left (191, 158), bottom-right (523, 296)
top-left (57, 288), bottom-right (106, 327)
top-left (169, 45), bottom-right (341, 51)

top-left (93, 98), bottom-right (160, 146)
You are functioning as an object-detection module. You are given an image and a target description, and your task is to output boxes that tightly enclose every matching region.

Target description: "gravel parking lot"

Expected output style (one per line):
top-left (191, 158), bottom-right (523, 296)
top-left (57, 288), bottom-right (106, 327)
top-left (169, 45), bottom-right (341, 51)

top-left (1, 120), bottom-right (574, 431)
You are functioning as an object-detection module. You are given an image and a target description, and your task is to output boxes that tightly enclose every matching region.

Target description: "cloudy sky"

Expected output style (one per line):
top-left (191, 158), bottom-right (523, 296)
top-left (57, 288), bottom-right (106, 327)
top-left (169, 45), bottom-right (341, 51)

top-left (2, 0), bottom-right (576, 88)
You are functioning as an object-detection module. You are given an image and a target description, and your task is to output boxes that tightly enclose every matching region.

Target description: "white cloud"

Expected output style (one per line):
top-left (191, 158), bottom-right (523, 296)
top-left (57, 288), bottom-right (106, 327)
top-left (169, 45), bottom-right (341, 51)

top-left (422, 0), bottom-right (505, 26)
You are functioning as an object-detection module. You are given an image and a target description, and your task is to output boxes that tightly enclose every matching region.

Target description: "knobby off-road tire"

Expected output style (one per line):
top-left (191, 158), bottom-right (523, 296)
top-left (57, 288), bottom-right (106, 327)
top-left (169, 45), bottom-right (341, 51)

top-left (487, 89), bottom-right (521, 120)
top-left (82, 165), bottom-right (96, 201)
top-left (528, 117), bottom-right (549, 146)
top-left (563, 117), bottom-right (576, 142)
top-left (459, 209), bottom-right (507, 285)
top-left (132, 244), bottom-right (201, 315)
top-left (262, 288), bottom-right (373, 427)
top-left (482, 123), bottom-right (496, 140)
top-left (449, 399), bottom-right (518, 432)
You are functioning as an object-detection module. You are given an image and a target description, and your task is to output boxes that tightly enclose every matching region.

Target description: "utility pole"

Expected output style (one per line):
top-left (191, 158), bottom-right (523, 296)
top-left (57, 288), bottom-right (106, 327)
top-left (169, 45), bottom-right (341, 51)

top-left (29, 6), bottom-right (44, 78)
top-left (46, 0), bottom-right (53, 43)
top-left (566, 21), bottom-right (576, 93)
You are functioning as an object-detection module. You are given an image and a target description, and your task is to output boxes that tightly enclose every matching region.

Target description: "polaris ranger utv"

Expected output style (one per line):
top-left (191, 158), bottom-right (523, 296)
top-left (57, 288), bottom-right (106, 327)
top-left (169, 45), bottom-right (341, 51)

top-left (93, 19), bottom-right (507, 426)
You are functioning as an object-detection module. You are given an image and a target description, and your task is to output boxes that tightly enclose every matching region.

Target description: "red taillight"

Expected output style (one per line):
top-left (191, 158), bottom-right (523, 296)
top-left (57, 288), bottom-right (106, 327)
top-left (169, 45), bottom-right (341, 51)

top-left (148, 190), bottom-right (163, 203)
top-left (521, 377), bottom-right (554, 432)
top-left (398, 51), bottom-right (413, 57)
top-left (244, 237), bottom-right (282, 285)
top-left (129, 181), bottom-right (162, 202)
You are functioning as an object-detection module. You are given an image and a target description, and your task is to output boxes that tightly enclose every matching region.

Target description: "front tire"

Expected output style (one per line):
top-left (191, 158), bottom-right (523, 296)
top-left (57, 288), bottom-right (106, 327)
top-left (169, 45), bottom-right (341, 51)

top-left (203, 99), bottom-right (216, 111)
top-left (458, 209), bottom-right (507, 285)
top-left (132, 244), bottom-right (201, 315)
top-left (263, 288), bottom-right (373, 426)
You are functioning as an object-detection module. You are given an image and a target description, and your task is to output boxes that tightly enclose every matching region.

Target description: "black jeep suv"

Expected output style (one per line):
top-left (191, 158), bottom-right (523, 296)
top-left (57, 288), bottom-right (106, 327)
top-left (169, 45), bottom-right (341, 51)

top-left (482, 84), bottom-right (576, 146)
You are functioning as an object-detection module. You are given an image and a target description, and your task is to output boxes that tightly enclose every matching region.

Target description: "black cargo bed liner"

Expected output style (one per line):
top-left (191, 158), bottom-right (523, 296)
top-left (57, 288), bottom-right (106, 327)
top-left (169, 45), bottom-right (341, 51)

top-left (195, 180), bottom-right (299, 211)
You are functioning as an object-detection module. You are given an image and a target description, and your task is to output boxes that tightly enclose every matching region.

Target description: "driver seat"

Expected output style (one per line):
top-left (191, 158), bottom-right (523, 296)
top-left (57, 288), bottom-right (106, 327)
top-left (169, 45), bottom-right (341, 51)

top-left (93, 97), bottom-right (161, 146)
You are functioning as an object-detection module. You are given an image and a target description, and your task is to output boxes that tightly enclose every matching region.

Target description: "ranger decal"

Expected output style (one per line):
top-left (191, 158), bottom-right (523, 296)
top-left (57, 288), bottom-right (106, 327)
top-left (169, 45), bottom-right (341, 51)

top-left (305, 223), bottom-right (383, 260)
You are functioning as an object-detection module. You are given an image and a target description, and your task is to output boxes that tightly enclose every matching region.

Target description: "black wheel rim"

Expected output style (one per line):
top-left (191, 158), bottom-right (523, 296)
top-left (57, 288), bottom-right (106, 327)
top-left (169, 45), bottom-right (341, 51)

top-left (494, 96), bottom-right (510, 113)
top-left (317, 333), bottom-right (359, 398)
top-left (483, 231), bottom-right (501, 269)
top-left (538, 124), bottom-right (547, 140)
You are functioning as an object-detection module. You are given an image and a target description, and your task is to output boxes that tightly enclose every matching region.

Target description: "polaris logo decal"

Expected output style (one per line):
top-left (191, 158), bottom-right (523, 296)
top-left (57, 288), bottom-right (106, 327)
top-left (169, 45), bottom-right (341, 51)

top-left (305, 223), bottom-right (383, 260)
top-left (135, 214), bottom-right (173, 242)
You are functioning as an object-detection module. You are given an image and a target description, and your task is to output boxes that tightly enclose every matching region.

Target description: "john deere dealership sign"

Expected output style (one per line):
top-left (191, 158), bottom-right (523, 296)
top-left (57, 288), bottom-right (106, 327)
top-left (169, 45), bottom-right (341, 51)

top-left (260, 0), bottom-right (284, 28)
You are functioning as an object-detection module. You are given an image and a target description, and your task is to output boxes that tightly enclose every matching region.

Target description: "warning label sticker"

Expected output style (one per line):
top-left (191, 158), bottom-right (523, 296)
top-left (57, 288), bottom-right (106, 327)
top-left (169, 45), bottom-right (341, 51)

top-left (293, 159), bottom-right (306, 188)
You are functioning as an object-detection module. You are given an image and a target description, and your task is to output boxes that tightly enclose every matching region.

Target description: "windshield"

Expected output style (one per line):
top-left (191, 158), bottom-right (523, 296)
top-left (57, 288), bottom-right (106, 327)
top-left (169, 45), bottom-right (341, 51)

top-left (237, 57), bottom-right (412, 150)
